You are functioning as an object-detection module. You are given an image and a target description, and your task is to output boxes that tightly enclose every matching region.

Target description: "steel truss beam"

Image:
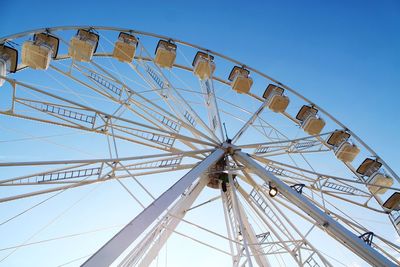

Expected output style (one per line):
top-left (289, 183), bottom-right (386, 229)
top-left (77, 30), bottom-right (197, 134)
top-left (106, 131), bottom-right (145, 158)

top-left (81, 148), bottom-right (225, 267)
top-left (119, 175), bottom-right (208, 266)
top-left (233, 188), bottom-right (271, 267)
top-left (233, 150), bottom-right (396, 267)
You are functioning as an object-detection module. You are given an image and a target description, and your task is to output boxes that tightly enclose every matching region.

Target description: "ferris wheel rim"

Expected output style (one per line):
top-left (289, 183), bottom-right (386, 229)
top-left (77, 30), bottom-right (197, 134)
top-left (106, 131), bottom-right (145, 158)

top-left (1, 25), bottom-right (396, 182)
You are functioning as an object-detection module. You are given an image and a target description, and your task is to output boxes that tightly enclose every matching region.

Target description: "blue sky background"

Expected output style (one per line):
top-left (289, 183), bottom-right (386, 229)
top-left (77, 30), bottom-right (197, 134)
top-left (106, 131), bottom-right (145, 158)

top-left (1, 0), bottom-right (400, 266)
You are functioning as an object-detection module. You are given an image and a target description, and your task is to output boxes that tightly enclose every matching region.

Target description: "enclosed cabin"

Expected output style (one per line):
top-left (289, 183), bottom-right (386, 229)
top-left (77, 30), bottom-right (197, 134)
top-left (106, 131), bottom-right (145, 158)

top-left (0, 45), bottom-right (18, 87)
top-left (228, 66), bottom-right (253, 94)
top-left (154, 40), bottom-right (176, 68)
top-left (262, 84), bottom-right (289, 113)
top-left (382, 188), bottom-right (400, 221)
top-left (192, 51), bottom-right (215, 80)
top-left (113, 32), bottom-right (138, 63)
top-left (296, 105), bottom-right (325, 135)
top-left (68, 29), bottom-right (99, 62)
top-left (326, 130), bottom-right (360, 163)
top-left (22, 33), bottom-right (59, 70)
top-left (383, 193), bottom-right (400, 211)
top-left (384, 199), bottom-right (400, 231)
top-left (356, 158), bottom-right (393, 195)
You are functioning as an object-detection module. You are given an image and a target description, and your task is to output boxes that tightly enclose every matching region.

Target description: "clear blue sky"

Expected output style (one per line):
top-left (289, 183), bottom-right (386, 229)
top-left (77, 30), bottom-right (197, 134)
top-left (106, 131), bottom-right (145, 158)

top-left (1, 1), bottom-right (400, 266)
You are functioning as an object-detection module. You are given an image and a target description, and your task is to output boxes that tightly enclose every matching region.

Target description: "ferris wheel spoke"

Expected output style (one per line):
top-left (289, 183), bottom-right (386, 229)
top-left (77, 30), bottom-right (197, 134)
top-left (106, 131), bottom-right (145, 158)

top-left (235, 184), bottom-right (304, 266)
top-left (252, 155), bottom-right (400, 193)
top-left (3, 77), bottom-right (184, 135)
top-left (219, 108), bottom-right (288, 144)
top-left (2, 79), bottom-right (217, 152)
top-left (240, 132), bottom-right (332, 150)
top-left (314, 198), bottom-right (400, 252)
top-left (275, 190), bottom-right (400, 262)
top-left (86, 61), bottom-right (182, 131)
top-left (232, 99), bottom-right (269, 144)
top-left (249, 155), bottom-right (400, 213)
top-left (51, 62), bottom-right (216, 152)
top-left (131, 61), bottom-right (212, 137)
top-left (0, 173), bottom-right (109, 204)
top-left (216, 96), bottom-right (289, 142)
top-left (132, 43), bottom-right (221, 142)
top-left (0, 162), bottom-right (104, 186)
top-left (0, 149), bottom-right (209, 200)
top-left (233, 150), bottom-right (397, 267)
top-left (0, 148), bottom-right (211, 168)
top-left (197, 77), bottom-right (225, 141)
top-left (128, 61), bottom-right (223, 147)
top-left (235, 168), bottom-right (333, 266)
top-left (295, 191), bottom-right (400, 264)
top-left (238, 186), bottom-right (333, 267)
top-left (242, 133), bottom-right (332, 157)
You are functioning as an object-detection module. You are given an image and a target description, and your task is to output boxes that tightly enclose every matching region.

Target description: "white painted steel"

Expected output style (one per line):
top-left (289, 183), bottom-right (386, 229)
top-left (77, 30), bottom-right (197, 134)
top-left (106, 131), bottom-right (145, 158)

top-left (233, 150), bottom-right (396, 267)
top-left (81, 148), bottom-right (224, 267)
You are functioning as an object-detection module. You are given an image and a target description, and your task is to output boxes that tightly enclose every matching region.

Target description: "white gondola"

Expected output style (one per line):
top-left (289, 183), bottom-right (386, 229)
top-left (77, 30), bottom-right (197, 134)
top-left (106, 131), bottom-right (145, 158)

top-left (334, 141), bottom-right (360, 162)
top-left (327, 130), bottom-right (360, 162)
top-left (366, 172), bottom-right (393, 195)
top-left (192, 51), bottom-right (215, 80)
top-left (22, 33), bottom-right (59, 70)
top-left (327, 130), bottom-right (350, 146)
top-left (262, 84), bottom-right (289, 113)
top-left (154, 40), bottom-right (176, 68)
top-left (383, 192), bottom-right (400, 211)
top-left (356, 158), bottom-right (394, 195)
top-left (228, 66), bottom-right (253, 94)
top-left (296, 105), bottom-right (325, 135)
top-left (68, 29), bottom-right (99, 62)
top-left (0, 45), bottom-right (18, 87)
top-left (356, 158), bottom-right (382, 177)
top-left (113, 32), bottom-right (138, 63)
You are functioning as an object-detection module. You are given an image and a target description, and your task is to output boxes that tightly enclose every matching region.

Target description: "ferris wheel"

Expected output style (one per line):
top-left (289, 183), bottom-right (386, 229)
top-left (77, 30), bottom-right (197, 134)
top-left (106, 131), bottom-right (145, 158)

top-left (0, 26), bottom-right (399, 267)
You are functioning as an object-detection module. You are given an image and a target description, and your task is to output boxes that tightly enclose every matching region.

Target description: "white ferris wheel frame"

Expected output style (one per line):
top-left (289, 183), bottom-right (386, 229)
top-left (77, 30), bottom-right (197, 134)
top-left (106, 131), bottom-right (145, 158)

top-left (0, 26), bottom-right (399, 267)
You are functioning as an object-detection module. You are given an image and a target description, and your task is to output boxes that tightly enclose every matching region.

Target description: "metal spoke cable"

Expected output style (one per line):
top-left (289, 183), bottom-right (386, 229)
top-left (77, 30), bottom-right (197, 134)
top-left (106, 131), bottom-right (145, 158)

top-left (0, 224), bottom-right (122, 252)
top-left (56, 253), bottom-right (93, 267)
top-left (0, 124), bottom-right (102, 158)
top-left (90, 59), bottom-right (149, 90)
top-left (0, 180), bottom-right (104, 263)
top-left (44, 67), bottom-right (96, 110)
top-left (106, 119), bottom-right (147, 207)
top-left (8, 76), bottom-right (109, 103)
top-left (0, 131), bottom-right (92, 144)
top-left (0, 190), bottom-right (64, 226)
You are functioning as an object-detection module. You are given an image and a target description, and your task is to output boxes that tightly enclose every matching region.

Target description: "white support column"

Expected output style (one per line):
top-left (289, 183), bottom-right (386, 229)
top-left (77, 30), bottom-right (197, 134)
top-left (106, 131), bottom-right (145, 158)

top-left (81, 148), bottom-right (225, 267)
top-left (236, 194), bottom-right (271, 267)
top-left (134, 176), bottom-right (208, 266)
top-left (233, 150), bottom-right (396, 267)
top-left (221, 189), bottom-right (240, 265)
top-left (228, 173), bottom-right (254, 267)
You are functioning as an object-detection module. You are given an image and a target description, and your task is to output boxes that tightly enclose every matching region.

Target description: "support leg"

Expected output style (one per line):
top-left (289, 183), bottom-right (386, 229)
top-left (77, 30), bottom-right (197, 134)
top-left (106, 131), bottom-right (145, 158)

top-left (81, 148), bottom-right (225, 267)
